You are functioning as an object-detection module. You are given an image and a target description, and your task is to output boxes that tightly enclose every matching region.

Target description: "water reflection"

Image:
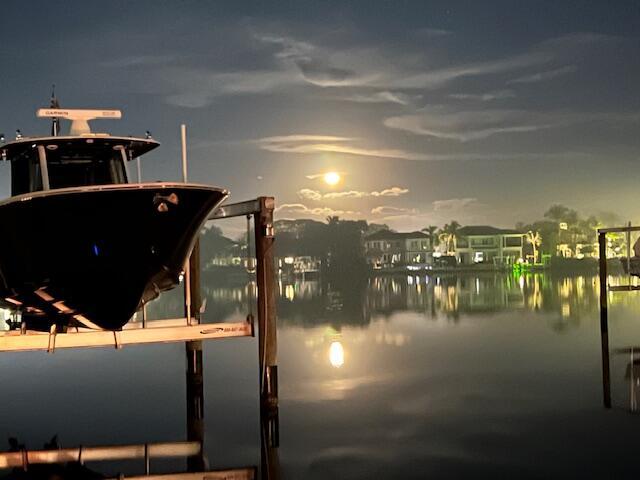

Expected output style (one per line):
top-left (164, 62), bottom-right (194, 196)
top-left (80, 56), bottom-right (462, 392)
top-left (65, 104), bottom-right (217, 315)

top-left (329, 341), bottom-right (344, 368)
top-left (198, 273), bottom-right (614, 333)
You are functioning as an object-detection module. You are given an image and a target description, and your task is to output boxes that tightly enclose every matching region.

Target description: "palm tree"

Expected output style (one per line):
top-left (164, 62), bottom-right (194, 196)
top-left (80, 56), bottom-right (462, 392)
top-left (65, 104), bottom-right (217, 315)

top-left (421, 225), bottom-right (439, 248)
top-left (526, 230), bottom-right (542, 264)
top-left (440, 221), bottom-right (460, 255)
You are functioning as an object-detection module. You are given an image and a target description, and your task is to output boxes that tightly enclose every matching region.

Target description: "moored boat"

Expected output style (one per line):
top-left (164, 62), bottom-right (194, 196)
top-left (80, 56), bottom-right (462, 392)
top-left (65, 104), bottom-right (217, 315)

top-left (0, 105), bottom-right (228, 330)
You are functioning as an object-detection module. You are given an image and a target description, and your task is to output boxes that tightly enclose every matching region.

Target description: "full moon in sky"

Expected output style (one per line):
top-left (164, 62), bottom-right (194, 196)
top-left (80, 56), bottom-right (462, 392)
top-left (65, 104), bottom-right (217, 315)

top-left (323, 171), bottom-right (341, 185)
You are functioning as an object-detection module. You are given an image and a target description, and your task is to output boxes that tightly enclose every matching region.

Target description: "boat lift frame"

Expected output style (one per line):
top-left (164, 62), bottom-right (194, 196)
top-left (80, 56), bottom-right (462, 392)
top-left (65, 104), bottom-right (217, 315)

top-left (0, 197), bottom-right (278, 404)
top-left (597, 224), bottom-right (640, 409)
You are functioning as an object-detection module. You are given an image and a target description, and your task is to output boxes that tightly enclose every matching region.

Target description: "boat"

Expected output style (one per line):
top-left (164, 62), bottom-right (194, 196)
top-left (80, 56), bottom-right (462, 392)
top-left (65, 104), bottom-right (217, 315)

top-left (0, 103), bottom-right (228, 330)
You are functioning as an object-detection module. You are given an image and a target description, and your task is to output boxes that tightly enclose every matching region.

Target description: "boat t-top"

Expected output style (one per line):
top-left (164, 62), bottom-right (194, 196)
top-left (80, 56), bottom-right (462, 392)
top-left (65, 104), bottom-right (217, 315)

top-left (0, 102), bottom-right (228, 330)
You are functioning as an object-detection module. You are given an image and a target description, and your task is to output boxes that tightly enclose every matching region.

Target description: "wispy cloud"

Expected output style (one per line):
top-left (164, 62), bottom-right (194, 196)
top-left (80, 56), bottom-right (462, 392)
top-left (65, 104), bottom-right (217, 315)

top-left (371, 206), bottom-right (418, 216)
top-left (253, 134), bottom-right (436, 160)
top-left (432, 197), bottom-right (481, 211)
top-left (251, 134), bottom-right (597, 161)
top-left (298, 187), bottom-right (409, 200)
top-left (275, 203), bottom-right (360, 218)
top-left (163, 69), bottom-right (295, 107)
top-left (256, 33), bottom-right (377, 87)
top-left (449, 90), bottom-right (515, 101)
top-left (384, 109), bottom-right (556, 142)
top-left (387, 52), bottom-right (551, 89)
top-left (507, 65), bottom-right (577, 84)
top-left (414, 27), bottom-right (453, 38)
top-left (342, 91), bottom-right (416, 105)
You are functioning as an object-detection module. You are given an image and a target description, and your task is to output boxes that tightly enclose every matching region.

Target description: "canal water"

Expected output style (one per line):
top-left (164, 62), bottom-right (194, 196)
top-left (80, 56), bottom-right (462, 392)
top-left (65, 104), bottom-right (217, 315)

top-left (2, 272), bottom-right (640, 478)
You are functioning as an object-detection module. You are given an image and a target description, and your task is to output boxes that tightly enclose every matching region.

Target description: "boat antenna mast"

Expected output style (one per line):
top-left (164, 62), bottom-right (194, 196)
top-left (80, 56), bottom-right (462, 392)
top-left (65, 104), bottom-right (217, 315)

top-left (50, 85), bottom-right (60, 137)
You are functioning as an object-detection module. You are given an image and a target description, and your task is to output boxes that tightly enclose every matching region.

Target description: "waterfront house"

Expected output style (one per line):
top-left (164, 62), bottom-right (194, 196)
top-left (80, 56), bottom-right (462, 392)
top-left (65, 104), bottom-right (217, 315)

top-left (455, 226), bottom-right (525, 265)
top-left (364, 230), bottom-right (431, 269)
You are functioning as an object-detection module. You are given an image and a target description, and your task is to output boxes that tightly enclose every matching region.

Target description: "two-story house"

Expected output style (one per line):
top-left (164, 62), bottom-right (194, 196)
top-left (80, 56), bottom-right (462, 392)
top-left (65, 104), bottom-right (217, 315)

top-left (364, 231), bottom-right (431, 269)
top-left (455, 226), bottom-right (524, 265)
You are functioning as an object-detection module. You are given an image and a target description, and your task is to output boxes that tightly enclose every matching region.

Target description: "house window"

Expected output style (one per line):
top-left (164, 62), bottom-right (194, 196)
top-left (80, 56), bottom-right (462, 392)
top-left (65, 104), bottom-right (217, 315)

top-left (505, 236), bottom-right (522, 247)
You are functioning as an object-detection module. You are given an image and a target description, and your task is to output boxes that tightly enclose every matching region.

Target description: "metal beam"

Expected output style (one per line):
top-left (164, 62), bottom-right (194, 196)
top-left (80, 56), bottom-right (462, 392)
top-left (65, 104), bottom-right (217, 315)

top-left (0, 441), bottom-right (200, 469)
top-left (0, 321), bottom-right (252, 352)
top-left (209, 198), bottom-right (272, 220)
top-left (608, 285), bottom-right (640, 292)
top-left (598, 226), bottom-right (640, 234)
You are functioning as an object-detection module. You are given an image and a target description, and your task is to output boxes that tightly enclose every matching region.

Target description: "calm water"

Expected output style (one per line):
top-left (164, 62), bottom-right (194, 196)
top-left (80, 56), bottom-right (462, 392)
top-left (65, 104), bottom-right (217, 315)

top-left (3, 272), bottom-right (640, 478)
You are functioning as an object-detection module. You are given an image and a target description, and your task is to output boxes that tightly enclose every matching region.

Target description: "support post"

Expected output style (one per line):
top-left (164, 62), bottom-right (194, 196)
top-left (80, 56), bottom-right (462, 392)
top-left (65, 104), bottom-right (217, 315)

top-left (599, 231), bottom-right (611, 408)
top-left (254, 197), bottom-right (278, 412)
top-left (186, 340), bottom-right (205, 472)
top-left (37, 145), bottom-right (50, 190)
top-left (254, 197), bottom-right (280, 479)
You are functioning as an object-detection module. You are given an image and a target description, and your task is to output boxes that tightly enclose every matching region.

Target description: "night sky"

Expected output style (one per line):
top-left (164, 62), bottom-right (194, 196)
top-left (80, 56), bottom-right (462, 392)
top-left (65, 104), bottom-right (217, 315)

top-left (1, 1), bottom-right (639, 233)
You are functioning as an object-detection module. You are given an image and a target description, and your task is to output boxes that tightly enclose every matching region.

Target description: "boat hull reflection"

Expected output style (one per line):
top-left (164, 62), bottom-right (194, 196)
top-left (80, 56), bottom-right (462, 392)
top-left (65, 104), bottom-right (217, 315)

top-left (0, 183), bottom-right (227, 330)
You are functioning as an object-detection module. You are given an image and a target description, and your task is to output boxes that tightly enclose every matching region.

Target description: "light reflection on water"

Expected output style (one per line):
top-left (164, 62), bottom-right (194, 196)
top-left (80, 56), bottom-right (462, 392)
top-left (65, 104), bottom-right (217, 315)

top-left (3, 273), bottom-right (640, 478)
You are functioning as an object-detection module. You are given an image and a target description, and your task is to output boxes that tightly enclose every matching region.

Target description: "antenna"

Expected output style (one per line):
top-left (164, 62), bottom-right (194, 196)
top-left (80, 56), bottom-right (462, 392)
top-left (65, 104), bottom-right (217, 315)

top-left (50, 85), bottom-right (60, 136)
top-left (36, 108), bottom-right (122, 135)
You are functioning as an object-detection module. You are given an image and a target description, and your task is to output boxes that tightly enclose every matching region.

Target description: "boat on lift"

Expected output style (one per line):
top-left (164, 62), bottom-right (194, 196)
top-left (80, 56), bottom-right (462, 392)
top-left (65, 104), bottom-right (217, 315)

top-left (0, 104), bottom-right (228, 330)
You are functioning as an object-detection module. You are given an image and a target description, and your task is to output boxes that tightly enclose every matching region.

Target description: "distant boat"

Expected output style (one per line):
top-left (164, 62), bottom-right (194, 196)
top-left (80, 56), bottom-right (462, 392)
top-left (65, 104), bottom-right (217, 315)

top-left (0, 104), bottom-right (228, 330)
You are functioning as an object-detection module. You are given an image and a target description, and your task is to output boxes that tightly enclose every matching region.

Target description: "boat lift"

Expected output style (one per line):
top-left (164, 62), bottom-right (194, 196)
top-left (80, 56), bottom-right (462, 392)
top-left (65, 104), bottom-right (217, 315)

top-left (598, 224), bottom-right (640, 409)
top-left (0, 195), bottom-right (280, 478)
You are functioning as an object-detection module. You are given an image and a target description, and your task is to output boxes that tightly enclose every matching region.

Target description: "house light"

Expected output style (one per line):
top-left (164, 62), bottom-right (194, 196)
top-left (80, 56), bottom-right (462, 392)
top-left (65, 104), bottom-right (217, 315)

top-left (559, 222), bottom-right (568, 230)
top-left (284, 256), bottom-right (294, 264)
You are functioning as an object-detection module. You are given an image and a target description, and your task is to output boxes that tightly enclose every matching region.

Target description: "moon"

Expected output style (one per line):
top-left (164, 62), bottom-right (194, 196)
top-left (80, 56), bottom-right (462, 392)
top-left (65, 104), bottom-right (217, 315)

top-left (323, 171), bottom-right (341, 186)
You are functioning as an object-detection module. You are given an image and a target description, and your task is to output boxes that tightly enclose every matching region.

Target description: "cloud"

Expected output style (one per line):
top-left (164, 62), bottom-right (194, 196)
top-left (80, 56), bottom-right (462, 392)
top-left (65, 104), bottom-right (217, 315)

top-left (275, 203), bottom-right (359, 218)
top-left (384, 109), bottom-right (556, 142)
top-left (414, 27), bottom-right (452, 38)
top-left (297, 189), bottom-right (323, 201)
top-left (371, 206), bottom-right (418, 216)
top-left (298, 187), bottom-right (409, 200)
top-left (251, 134), bottom-right (597, 161)
top-left (255, 135), bottom-right (353, 154)
top-left (432, 198), bottom-right (480, 211)
top-left (449, 90), bottom-right (515, 101)
top-left (342, 91), bottom-right (415, 105)
top-left (507, 65), bottom-right (577, 84)
top-left (255, 33), bottom-right (376, 87)
top-left (387, 52), bottom-right (550, 89)
top-left (163, 69), bottom-right (295, 107)
top-left (255, 32), bottom-right (552, 93)
top-left (254, 134), bottom-right (437, 160)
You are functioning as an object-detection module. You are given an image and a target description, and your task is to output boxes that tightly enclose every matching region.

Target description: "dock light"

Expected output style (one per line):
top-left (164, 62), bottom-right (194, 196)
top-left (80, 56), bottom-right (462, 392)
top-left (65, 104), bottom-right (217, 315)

top-left (323, 171), bottom-right (340, 186)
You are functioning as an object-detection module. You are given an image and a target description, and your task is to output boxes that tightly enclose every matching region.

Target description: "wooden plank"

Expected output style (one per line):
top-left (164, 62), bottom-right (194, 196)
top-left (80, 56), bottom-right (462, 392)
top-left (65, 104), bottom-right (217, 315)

top-left (107, 470), bottom-right (255, 480)
top-left (0, 442), bottom-right (200, 468)
top-left (0, 322), bottom-right (252, 352)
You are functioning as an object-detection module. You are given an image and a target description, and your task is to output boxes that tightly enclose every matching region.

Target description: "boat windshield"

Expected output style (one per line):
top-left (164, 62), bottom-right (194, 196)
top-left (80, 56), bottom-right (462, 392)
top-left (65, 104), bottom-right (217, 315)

top-left (11, 144), bottom-right (128, 196)
top-left (47, 155), bottom-right (127, 190)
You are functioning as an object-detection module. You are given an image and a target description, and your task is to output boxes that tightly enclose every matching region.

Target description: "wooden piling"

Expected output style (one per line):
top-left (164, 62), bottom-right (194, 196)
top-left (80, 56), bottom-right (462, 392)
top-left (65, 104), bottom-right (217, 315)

top-left (253, 197), bottom-right (280, 479)
top-left (185, 238), bottom-right (204, 471)
top-left (186, 339), bottom-right (205, 472)
top-left (599, 231), bottom-right (611, 409)
top-left (254, 197), bottom-right (278, 412)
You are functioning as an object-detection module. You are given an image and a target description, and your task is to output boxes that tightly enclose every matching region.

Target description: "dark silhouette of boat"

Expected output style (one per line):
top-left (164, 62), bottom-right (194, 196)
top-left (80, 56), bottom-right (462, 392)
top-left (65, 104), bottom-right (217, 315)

top-left (0, 105), bottom-right (228, 330)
